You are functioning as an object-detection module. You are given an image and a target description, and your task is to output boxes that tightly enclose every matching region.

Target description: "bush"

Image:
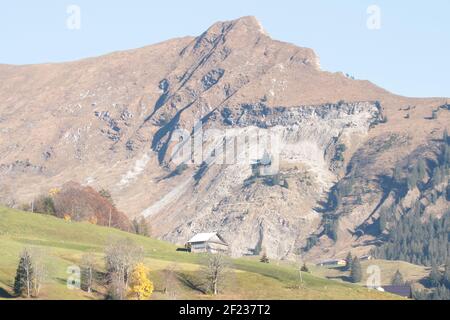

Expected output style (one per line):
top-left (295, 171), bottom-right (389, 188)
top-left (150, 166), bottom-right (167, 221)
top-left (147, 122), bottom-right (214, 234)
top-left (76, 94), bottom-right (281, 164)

top-left (99, 189), bottom-right (114, 206)
top-left (132, 217), bottom-right (151, 237)
top-left (260, 252), bottom-right (270, 264)
top-left (300, 263), bottom-right (309, 273)
top-left (34, 196), bottom-right (56, 215)
top-left (391, 270), bottom-right (405, 285)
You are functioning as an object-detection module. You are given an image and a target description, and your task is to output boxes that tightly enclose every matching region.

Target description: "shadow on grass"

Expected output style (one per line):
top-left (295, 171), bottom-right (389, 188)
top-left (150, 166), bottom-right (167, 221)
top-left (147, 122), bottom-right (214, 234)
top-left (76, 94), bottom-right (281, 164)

top-left (177, 272), bottom-right (206, 294)
top-left (0, 287), bottom-right (14, 298)
top-left (326, 275), bottom-right (353, 283)
top-left (55, 275), bottom-right (106, 297)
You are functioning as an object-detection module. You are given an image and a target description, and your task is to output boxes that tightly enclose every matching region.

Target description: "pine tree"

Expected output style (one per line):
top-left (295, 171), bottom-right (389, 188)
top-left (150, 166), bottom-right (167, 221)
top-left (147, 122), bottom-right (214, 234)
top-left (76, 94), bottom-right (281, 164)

top-left (429, 264), bottom-right (442, 287)
top-left (444, 145), bottom-right (450, 167)
top-left (132, 217), bottom-right (150, 237)
top-left (350, 257), bottom-right (362, 283)
top-left (443, 261), bottom-right (450, 289)
top-left (417, 159), bottom-right (427, 181)
top-left (345, 252), bottom-right (353, 271)
top-left (300, 263), bottom-right (309, 273)
top-left (393, 165), bottom-right (402, 184)
top-left (260, 252), bottom-right (270, 263)
top-left (407, 165), bottom-right (419, 190)
top-left (432, 166), bottom-right (443, 187)
top-left (13, 249), bottom-right (34, 298)
top-left (391, 270), bottom-right (405, 285)
top-left (128, 263), bottom-right (154, 300)
top-left (99, 189), bottom-right (114, 206)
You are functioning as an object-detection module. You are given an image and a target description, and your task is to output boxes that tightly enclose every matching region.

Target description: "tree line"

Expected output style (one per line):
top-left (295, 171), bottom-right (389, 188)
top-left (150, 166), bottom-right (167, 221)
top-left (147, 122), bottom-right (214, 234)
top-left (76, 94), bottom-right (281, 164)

top-left (20, 182), bottom-right (151, 237)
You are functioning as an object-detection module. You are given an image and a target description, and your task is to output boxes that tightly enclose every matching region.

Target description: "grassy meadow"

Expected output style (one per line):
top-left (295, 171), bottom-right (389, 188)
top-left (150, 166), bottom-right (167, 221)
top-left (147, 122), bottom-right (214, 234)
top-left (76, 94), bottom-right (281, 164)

top-left (0, 206), bottom-right (401, 300)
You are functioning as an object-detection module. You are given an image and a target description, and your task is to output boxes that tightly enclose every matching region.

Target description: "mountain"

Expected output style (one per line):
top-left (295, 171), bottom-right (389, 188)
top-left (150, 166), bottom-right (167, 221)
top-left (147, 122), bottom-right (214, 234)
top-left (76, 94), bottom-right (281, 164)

top-left (0, 16), bottom-right (449, 260)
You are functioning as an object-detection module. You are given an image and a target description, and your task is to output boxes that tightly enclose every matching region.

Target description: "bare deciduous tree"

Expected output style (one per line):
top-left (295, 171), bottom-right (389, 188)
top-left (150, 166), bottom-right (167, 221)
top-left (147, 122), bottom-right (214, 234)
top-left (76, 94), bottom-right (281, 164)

top-left (104, 238), bottom-right (143, 300)
top-left (201, 253), bottom-right (229, 295)
top-left (31, 249), bottom-right (46, 297)
top-left (81, 252), bottom-right (96, 293)
top-left (294, 255), bottom-right (305, 290)
top-left (162, 264), bottom-right (179, 300)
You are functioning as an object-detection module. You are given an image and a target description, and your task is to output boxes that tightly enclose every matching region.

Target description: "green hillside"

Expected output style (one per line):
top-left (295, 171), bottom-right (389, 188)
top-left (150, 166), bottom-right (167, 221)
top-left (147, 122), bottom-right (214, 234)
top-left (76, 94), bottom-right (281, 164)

top-left (0, 207), bottom-right (400, 300)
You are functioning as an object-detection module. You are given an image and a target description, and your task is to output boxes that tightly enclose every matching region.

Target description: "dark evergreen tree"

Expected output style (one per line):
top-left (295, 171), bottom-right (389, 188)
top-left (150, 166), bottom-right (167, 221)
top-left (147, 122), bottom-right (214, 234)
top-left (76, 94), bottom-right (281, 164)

top-left (374, 210), bottom-right (449, 267)
top-left (132, 217), bottom-right (150, 237)
top-left (301, 263), bottom-right (309, 273)
top-left (345, 252), bottom-right (353, 271)
top-left (391, 270), bottom-right (405, 285)
top-left (429, 264), bottom-right (443, 287)
top-left (378, 212), bottom-right (387, 233)
top-left (350, 257), bottom-right (362, 283)
top-left (407, 165), bottom-right (419, 190)
top-left (99, 189), bottom-right (114, 206)
top-left (431, 166), bottom-right (444, 187)
top-left (13, 249), bottom-right (34, 298)
top-left (260, 252), bottom-right (269, 264)
top-left (393, 165), bottom-right (402, 184)
top-left (444, 260), bottom-right (450, 289)
top-left (323, 216), bottom-right (339, 241)
top-left (417, 159), bottom-right (427, 181)
top-left (431, 285), bottom-right (450, 300)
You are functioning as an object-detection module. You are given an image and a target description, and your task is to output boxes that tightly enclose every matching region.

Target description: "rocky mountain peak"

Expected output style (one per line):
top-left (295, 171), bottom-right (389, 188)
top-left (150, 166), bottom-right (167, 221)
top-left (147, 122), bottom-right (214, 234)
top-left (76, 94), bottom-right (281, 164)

top-left (228, 15), bottom-right (269, 35)
top-left (189, 16), bottom-right (270, 54)
top-left (206, 16), bottom-right (268, 38)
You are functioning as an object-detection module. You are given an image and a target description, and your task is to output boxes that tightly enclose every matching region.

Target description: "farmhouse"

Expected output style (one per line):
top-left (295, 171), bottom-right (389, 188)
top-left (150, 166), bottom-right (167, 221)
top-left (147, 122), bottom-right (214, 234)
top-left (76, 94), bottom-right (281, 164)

top-left (317, 259), bottom-right (347, 267)
top-left (187, 232), bottom-right (229, 254)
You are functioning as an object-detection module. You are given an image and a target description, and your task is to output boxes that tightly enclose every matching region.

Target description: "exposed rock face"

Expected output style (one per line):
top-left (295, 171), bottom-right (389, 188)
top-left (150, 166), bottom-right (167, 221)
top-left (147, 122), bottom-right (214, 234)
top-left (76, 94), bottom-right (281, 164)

top-left (154, 101), bottom-right (383, 258)
top-left (0, 16), bottom-right (448, 260)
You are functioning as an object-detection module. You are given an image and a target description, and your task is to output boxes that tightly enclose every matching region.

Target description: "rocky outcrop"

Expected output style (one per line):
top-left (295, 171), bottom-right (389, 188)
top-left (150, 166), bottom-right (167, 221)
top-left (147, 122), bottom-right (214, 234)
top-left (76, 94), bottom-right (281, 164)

top-left (149, 101), bottom-right (383, 258)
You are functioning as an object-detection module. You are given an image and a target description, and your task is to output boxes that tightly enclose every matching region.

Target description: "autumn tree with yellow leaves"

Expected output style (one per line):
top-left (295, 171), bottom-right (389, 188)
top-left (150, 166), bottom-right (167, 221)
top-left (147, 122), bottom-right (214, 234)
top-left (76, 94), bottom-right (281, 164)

top-left (128, 263), bottom-right (153, 300)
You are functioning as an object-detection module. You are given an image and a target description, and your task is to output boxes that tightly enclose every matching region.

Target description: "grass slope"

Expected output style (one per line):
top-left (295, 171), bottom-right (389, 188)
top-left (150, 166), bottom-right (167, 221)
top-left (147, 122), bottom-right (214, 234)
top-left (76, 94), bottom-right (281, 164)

top-left (311, 260), bottom-right (429, 288)
top-left (0, 207), bottom-right (400, 300)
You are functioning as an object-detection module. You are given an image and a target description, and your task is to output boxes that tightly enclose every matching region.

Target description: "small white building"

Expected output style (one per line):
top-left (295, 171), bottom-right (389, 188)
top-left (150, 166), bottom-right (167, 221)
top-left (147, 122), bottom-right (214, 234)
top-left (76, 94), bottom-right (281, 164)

top-left (187, 232), bottom-right (229, 254)
top-left (317, 259), bottom-right (347, 267)
top-left (360, 255), bottom-right (374, 261)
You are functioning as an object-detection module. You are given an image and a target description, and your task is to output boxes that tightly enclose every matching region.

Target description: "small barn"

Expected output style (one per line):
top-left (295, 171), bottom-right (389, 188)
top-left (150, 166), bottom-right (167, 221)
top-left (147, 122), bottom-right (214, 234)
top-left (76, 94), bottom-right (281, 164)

top-left (317, 259), bottom-right (347, 267)
top-left (187, 232), bottom-right (229, 254)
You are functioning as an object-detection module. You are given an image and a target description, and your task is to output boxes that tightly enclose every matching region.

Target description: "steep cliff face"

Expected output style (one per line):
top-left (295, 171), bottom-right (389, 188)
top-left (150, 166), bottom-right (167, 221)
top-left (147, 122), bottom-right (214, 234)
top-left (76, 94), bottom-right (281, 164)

top-left (150, 101), bottom-right (383, 258)
top-left (0, 16), bottom-right (448, 260)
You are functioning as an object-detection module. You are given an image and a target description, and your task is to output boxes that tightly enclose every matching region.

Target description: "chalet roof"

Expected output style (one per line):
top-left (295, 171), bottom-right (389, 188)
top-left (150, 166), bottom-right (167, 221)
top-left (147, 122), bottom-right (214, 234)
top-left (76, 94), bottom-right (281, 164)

top-left (187, 232), bottom-right (228, 245)
top-left (319, 259), bottom-right (346, 264)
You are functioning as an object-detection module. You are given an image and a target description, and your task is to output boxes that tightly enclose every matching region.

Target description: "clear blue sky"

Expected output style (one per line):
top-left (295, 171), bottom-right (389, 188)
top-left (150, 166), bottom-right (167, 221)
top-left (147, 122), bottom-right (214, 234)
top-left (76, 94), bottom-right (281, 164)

top-left (1, 0), bottom-right (449, 98)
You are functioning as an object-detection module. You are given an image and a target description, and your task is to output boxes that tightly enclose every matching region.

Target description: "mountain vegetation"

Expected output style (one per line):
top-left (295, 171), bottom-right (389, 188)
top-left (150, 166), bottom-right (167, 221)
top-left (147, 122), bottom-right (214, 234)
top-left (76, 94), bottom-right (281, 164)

top-left (373, 132), bottom-right (450, 267)
top-left (0, 206), bottom-right (400, 300)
